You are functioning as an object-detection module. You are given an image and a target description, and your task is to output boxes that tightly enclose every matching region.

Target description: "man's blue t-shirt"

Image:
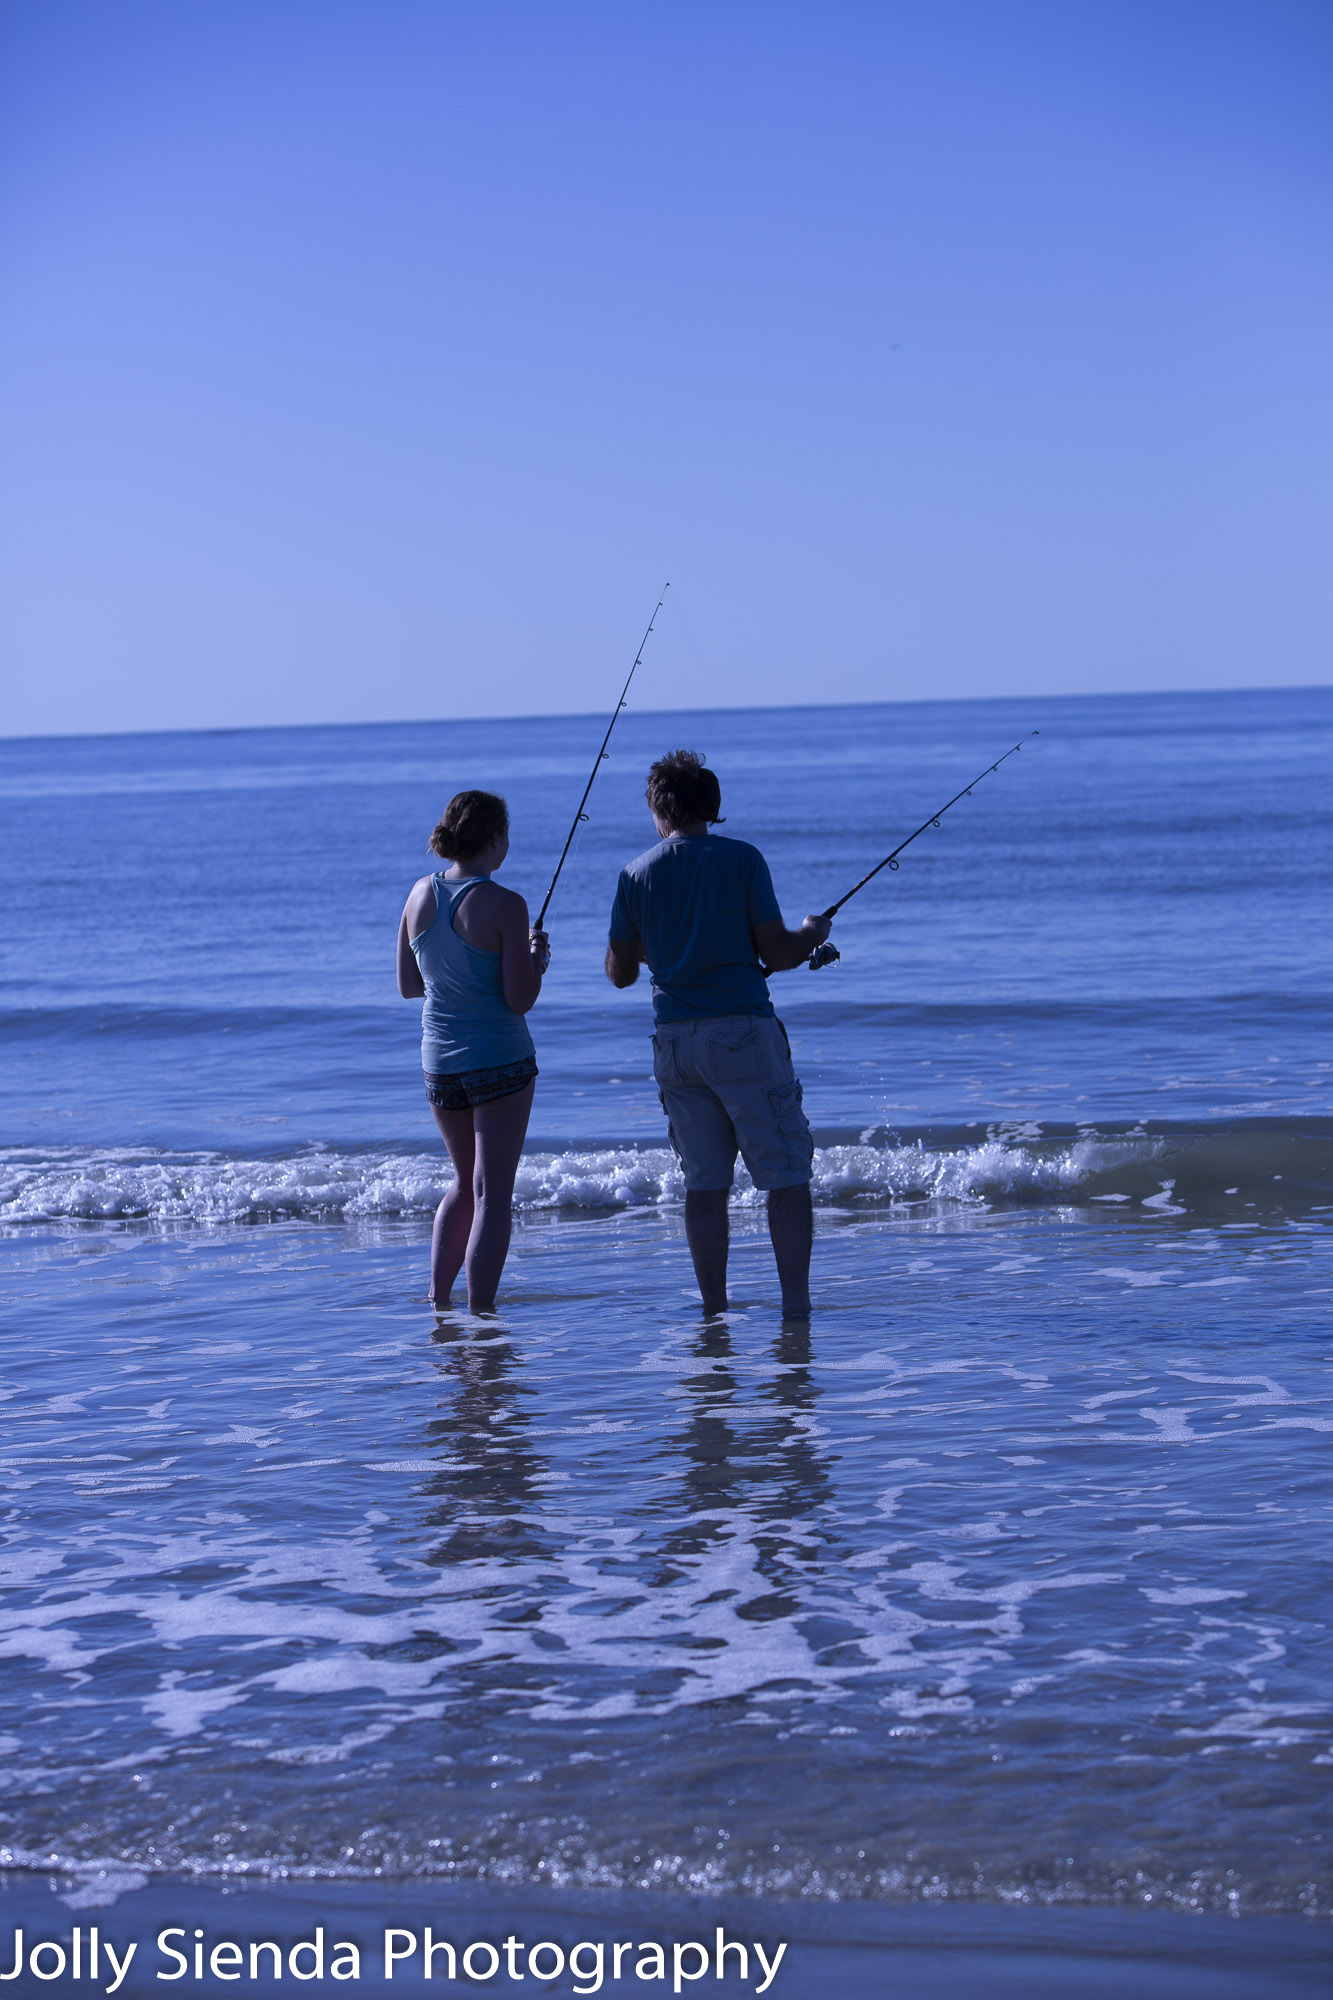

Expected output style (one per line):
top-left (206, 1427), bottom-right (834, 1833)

top-left (609, 833), bottom-right (783, 1022)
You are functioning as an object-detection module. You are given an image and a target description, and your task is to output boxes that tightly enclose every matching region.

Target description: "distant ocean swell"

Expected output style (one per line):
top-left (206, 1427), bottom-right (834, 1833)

top-left (3, 1124), bottom-right (1328, 1225)
top-left (4, 993), bottom-right (1331, 1040)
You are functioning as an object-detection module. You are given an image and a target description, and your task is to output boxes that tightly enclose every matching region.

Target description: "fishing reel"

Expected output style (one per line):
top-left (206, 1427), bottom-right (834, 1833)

top-left (809, 940), bottom-right (840, 971)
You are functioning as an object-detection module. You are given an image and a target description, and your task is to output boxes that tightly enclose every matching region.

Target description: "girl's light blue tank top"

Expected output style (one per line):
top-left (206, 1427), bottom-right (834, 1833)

top-left (410, 875), bottom-right (536, 1075)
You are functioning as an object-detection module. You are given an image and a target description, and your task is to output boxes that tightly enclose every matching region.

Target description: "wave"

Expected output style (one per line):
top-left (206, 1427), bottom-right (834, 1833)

top-left (2, 1124), bottom-right (1329, 1227)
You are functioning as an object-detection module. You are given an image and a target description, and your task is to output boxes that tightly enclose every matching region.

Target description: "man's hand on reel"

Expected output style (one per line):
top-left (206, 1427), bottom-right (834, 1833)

top-left (804, 914), bottom-right (838, 970)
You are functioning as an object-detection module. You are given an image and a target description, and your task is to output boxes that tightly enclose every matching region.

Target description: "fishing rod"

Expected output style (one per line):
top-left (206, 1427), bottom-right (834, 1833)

top-left (809, 731), bottom-right (1038, 970)
top-left (534, 584), bottom-right (670, 933)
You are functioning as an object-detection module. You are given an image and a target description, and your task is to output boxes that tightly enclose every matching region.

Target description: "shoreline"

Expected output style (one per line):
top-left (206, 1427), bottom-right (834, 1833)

top-left (3, 1872), bottom-right (1331, 1997)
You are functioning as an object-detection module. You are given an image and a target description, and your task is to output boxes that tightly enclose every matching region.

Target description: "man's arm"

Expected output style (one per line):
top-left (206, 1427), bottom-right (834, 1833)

top-left (753, 913), bottom-right (831, 973)
top-left (605, 937), bottom-right (644, 987)
top-left (605, 868), bottom-right (645, 987)
top-left (745, 847), bottom-right (830, 973)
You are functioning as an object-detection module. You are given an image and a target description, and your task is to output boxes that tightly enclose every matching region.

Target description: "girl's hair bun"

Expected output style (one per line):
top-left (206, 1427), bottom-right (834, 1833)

top-left (429, 790), bottom-right (510, 862)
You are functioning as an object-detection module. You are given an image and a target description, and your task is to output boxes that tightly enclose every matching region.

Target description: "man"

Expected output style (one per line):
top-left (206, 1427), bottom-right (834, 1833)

top-left (605, 749), bottom-right (831, 1316)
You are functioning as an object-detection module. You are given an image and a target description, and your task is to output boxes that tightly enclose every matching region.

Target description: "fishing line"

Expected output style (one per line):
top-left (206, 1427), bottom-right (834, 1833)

top-left (534, 585), bottom-right (670, 933)
top-left (668, 592), bottom-right (710, 684)
top-left (809, 731), bottom-right (1038, 970)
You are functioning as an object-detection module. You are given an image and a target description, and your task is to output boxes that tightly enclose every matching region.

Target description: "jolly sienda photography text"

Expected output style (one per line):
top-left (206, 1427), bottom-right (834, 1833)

top-left (1, 1924), bottom-right (788, 1992)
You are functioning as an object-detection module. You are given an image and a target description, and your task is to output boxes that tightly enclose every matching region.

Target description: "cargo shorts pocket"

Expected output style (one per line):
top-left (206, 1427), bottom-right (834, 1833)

top-left (768, 1080), bottom-right (814, 1173)
top-left (659, 1105), bottom-right (685, 1165)
top-left (651, 1033), bottom-right (685, 1087)
top-left (702, 1022), bottom-right (765, 1084)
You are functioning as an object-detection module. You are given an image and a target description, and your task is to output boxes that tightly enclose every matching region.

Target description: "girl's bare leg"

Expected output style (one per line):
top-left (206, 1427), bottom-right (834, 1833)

top-left (429, 1105), bottom-right (478, 1304)
top-left (464, 1082), bottom-right (534, 1311)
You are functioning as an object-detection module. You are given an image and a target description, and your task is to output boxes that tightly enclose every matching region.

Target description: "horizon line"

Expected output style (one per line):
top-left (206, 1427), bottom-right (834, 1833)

top-left (2, 679), bottom-right (1328, 750)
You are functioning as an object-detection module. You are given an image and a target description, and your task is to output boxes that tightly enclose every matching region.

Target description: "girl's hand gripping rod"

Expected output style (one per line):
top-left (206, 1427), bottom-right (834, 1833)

top-left (530, 585), bottom-right (670, 968)
top-left (809, 731), bottom-right (1038, 970)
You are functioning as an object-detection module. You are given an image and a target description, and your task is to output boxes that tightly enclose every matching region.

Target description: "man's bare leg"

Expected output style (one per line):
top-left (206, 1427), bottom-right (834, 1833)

top-left (767, 1182), bottom-right (813, 1316)
top-left (684, 1189), bottom-right (730, 1314)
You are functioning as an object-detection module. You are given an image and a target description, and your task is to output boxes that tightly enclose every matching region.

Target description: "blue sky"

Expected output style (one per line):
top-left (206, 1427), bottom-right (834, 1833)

top-left (2, 0), bottom-right (1330, 734)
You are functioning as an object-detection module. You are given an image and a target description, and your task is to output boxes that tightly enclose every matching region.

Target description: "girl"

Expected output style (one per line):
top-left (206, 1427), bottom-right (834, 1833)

top-left (397, 790), bottom-right (546, 1310)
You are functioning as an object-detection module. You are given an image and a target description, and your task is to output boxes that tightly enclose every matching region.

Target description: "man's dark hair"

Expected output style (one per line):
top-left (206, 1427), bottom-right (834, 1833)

top-left (429, 789), bottom-right (509, 861)
top-left (645, 750), bottom-right (724, 830)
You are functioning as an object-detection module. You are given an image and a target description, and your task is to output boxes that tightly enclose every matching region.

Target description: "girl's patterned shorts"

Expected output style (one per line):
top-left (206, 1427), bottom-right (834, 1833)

top-left (424, 1055), bottom-right (538, 1110)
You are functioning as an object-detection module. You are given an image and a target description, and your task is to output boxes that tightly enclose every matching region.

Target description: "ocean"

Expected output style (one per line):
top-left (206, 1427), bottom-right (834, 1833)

top-left (1, 686), bottom-right (1330, 1995)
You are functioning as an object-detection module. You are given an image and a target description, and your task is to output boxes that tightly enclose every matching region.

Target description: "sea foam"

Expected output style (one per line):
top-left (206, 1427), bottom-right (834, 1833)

top-left (3, 1123), bottom-right (1324, 1227)
top-left (0, 1134), bottom-right (1152, 1225)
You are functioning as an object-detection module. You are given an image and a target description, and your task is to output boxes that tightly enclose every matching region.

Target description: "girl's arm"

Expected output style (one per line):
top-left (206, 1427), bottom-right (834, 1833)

top-left (397, 881), bottom-right (435, 998)
top-left (497, 890), bottom-right (545, 1014)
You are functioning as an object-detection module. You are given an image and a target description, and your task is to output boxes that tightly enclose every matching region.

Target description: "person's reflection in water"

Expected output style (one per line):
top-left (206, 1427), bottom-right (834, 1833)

top-left (654, 1319), bottom-right (842, 1627)
top-left (409, 1324), bottom-right (575, 1811)
top-left (420, 1320), bottom-right (551, 1567)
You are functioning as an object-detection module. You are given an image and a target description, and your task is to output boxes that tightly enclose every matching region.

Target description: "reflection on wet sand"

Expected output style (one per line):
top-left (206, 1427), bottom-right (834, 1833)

top-left (651, 1321), bottom-right (847, 1658)
top-left (422, 1321), bottom-right (551, 1565)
